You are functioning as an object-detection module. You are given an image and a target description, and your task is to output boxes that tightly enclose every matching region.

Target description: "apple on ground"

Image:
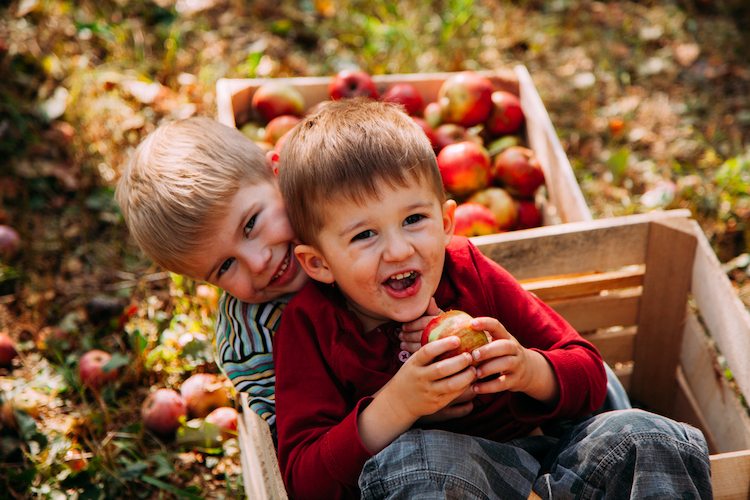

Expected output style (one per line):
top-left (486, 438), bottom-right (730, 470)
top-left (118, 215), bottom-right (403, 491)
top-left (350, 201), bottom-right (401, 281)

top-left (251, 82), bottom-right (305, 123)
top-left (0, 332), bottom-right (18, 367)
top-left (436, 141), bottom-right (492, 197)
top-left (0, 225), bottom-right (20, 261)
top-left (515, 199), bottom-right (542, 229)
top-left (180, 373), bottom-right (232, 418)
top-left (380, 82), bottom-right (424, 116)
top-left (205, 406), bottom-right (239, 440)
top-left (264, 115), bottom-right (301, 146)
top-left (438, 71), bottom-right (494, 127)
top-left (142, 388), bottom-right (188, 437)
top-left (423, 101), bottom-right (443, 129)
top-left (78, 349), bottom-right (120, 390)
top-left (329, 69), bottom-right (379, 100)
top-left (421, 310), bottom-right (490, 365)
top-left (493, 146), bottom-right (545, 198)
top-left (485, 91), bottom-right (525, 136)
top-left (468, 187), bottom-right (518, 231)
top-left (453, 202), bottom-right (501, 237)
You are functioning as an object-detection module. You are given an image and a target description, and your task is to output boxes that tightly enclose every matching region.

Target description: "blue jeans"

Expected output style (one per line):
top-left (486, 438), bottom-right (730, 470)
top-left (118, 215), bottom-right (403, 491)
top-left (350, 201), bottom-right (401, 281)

top-left (358, 409), bottom-right (712, 500)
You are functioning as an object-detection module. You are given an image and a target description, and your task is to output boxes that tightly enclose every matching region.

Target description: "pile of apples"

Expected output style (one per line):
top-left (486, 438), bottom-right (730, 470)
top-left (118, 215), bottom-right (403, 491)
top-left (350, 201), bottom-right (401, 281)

top-left (244, 69), bottom-right (547, 236)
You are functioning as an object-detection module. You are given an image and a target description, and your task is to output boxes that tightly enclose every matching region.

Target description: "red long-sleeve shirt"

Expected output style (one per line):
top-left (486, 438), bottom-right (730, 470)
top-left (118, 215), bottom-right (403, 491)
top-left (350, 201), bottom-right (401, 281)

top-left (273, 236), bottom-right (607, 500)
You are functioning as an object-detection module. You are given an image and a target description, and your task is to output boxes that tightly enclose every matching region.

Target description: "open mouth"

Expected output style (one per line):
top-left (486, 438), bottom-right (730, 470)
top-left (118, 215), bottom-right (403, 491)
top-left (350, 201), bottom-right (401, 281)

top-left (269, 248), bottom-right (291, 284)
top-left (384, 270), bottom-right (418, 291)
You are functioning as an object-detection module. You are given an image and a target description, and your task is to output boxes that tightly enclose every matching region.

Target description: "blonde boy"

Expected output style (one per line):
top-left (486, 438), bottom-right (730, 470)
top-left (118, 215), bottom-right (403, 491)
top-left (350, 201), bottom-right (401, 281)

top-left (273, 99), bottom-right (712, 500)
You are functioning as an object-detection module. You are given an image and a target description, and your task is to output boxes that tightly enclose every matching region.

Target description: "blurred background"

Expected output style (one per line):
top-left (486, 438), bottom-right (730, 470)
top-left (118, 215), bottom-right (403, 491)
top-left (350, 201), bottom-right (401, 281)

top-left (1, 1), bottom-right (750, 498)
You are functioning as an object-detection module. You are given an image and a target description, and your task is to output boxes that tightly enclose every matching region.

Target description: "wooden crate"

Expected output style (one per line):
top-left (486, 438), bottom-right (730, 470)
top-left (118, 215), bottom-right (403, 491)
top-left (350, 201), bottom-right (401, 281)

top-left (215, 66), bottom-right (592, 227)
top-left (234, 210), bottom-right (750, 500)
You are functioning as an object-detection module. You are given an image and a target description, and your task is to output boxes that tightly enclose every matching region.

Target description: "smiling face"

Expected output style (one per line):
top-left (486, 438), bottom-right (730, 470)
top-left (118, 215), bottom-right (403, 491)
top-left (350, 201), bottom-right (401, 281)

top-left (182, 179), bottom-right (310, 303)
top-left (295, 176), bottom-right (456, 332)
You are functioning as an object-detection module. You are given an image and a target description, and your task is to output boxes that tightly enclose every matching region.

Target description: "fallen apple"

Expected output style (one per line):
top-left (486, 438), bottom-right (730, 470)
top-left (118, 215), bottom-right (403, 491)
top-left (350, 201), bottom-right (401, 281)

top-left (264, 115), bottom-right (301, 146)
top-left (0, 332), bottom-right (18, 367)
top-left (329, 69), bottom-right (379, 100)
top-left (381, 82), bottom-right (424, 116)
top-left (485, 91), bottom-right (524, 136)
top-left (468, 187), bottom-right (518, 231)
top-left (515, 199), bottom-right (542, 229)
top-left (0, 225), bottom-right (20, 261)
top-left (205, 406), bottom-right (239, 440)
top-left (453, 202), bottom-right (501, 237)
top-left (251, 82), bottom-right (305, 123)
top-left (436, 141), bottom-right (492, 197)
top-left (421, 310), bottom-right (489, 365)
top-left (142, 388), bottom-right (187, 437)
top-left (493, 146), bottom-right (545, 198)
top-left (78, 349), bottom-right (120, 390)
top-left (180, 373), bottom-right (232, 418)
top-left (438, 71), bottom-right (494, 127)
top-left (423, 101), bottom-right (443, 129)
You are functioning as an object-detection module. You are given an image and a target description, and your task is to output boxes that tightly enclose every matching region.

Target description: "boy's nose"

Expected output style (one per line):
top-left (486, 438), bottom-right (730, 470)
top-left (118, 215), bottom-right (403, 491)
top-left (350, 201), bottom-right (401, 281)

top-left (243, 247), bottom-right (272, 276)
top-left (383, 233), bottom-right (414, 262)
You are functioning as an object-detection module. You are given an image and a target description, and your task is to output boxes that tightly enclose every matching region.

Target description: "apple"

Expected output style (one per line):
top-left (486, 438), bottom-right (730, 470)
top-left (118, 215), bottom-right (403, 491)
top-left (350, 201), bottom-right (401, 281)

top-left (433, 123), bottom-right (468, 152)
top-left (205, 406), bottom-right (239, 440)
top-left (0, 225), bottom-right (20, 261)
top-left (411, 117), bottom-right (438, 152)
top-left (251, 82), bottom-right (305, 123)
top-left (381, 82), bottom-right (424, 116)
top-left (0, 332), bottom-right (18, 367)
top-left (423, 101), bottom-right (443, 129)
top-left (78, 349), bottom-right (120, 390)
top-left (436, 141), bottom-right (492, 197)
top-left (438, 71), bottom-right (494, 127)
top-left (329, 69), bottom-right (379, 100)
top-left (454, 202), bottom-right (501, 237)
top-left (421, 310), bottom-right (490, 365)
top-left (467, 187), bottom-right (518, 231)
top-left (180, 373), bottom-right (232, 418)
top-left (274, 129), bottom-right (292, 153)
top-left (493, 146), bottom-right (545, 198)
top-left (485, 91), bottom-right (524, 136)
top-left (240, 121), bottom-right (264, 142)
top-left (142, 388), bottom-right (187, 437)
top-left (516, 199), bottom-right (542, 229)
top-left (264, 115), bottom-right (301, 146)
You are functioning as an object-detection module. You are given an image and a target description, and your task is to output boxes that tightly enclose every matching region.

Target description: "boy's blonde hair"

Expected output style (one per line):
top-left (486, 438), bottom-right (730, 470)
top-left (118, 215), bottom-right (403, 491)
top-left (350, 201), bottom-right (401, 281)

top-left (278, 98), bottom-right (445, 247)
top-left (115, 117), bottom-right (274, 275)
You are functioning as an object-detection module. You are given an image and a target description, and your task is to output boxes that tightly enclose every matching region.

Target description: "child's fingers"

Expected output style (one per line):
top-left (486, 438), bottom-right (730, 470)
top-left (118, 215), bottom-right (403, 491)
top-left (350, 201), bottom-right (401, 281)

top-left (415, 336), bottom-right (461, 364)
top-left (400, 339), bottom-right (422, 354)
top-left (470, 316), bottom-right (512, 340)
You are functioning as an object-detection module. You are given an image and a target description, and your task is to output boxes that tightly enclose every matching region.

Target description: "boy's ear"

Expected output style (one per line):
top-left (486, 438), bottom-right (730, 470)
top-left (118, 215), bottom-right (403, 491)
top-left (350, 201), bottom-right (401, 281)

top-left (294, 245), bottom-right (335, 284)
top-left (265, 150), bottom-right (280, 177)
top-left (442, 199), bottom-right (456, 245)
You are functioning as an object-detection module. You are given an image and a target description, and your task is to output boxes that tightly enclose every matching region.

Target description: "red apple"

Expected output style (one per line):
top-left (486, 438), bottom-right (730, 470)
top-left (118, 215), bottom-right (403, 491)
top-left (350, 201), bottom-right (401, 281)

top-left (485, 91), bottom-right (524, 136)
top-left (493, 146), bottom-right (545, 198)
top-left (78, 349), bottom-right (119, 390)
top-left (0, 332), bottom-right (18, 367)
top-left (264, 115), bottom-right (301, 146)
top-left (516, 199), bottom-right (542, 229)
top-left (205, 406), bottom-right (239, 440)
top-left (0, 225), bottom-right (20, 261)
top-left (381, 82), bottom-right (424, 116)
top-left (421, 310), bottom-right (489, 365)
top-left (329, 69), bottom-right (379, 100)
top-left (438, 71), bottom-right (494, 127)
top-left (180, 373), bottom-right (232, 418)
top-left (142, 388), bottom-right (187, 437)
top-left (467, 187), bottom-right (518, 231)
top-left (251, 82), bottom-right (305, 122)
top-left (274, 129), bottom-right (292, 153)
top-left (423, 101), bottom-right (443, 129)
top-left (411, 117), bottom-right (438, 152)
top-left (437, 141), bottom-right (492, 197)
top-left (453, 202), bottom-right (501, 237)
top-left (433, 123), bottom-right (468, 152)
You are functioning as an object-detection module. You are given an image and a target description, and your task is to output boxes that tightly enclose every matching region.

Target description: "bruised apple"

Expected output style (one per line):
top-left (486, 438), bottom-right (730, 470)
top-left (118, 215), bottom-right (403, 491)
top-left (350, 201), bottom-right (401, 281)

top-left (436, 141), bottom-right (492, 197)
top-left (251, 82), bottom-right (305, 122)
top-left (142, 388), bottom-right (187, 437)
top-left (453, 202), bottom-right (500, 237)
top-left (438, 71), bottom-right (494, 127)
top-left (493, 146), bottom-right (545, 198)
top-left (421, 310), bottom-right (489, 365)
top-left (78, 349), bottom-right (119, 390)
top-left (485, 91), bottom-right (524, 136)
top-left (381, 82), bottom-right (424, 116)
top-left (329, 69), bottom-right (379, 100)
top-left (468, 187), bottom-right (518, 231)
top-left (180, 373), bottom-right (232, 418)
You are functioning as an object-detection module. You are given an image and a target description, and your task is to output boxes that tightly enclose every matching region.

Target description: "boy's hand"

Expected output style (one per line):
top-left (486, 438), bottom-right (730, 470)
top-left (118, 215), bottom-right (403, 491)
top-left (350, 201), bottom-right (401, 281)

top-left (417, 386), bottom-right (476, 423)
top-left (469, 317), bottom-right (560, 407)
top-left (399, 297), bottom-right (442, 353)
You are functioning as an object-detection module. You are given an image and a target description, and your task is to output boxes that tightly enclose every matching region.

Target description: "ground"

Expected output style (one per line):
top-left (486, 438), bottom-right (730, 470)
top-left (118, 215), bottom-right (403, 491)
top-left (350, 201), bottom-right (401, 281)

top-left (1, 0), bottom-right (750, 498)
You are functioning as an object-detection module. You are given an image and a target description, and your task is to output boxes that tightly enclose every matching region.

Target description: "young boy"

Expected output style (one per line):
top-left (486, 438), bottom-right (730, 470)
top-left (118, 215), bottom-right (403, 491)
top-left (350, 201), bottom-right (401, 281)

top-left (274, 98), bottom-right (712, 500)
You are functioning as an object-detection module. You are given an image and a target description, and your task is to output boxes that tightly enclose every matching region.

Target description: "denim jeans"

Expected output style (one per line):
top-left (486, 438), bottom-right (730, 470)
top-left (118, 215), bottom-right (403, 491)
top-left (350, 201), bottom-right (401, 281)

top-left (358, 409), bottom-right (712, 500)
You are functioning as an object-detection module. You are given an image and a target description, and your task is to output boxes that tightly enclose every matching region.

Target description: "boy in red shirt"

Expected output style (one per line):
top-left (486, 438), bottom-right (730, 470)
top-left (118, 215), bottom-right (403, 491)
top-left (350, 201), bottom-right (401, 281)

top-left (274, 98), bottom-right (712, 500)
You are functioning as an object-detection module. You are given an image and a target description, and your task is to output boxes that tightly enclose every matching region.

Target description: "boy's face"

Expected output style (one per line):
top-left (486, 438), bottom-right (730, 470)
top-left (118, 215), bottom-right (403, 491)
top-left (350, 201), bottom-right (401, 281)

top-left (295, 177), bottom-right (456, 330)
top-left (183, 179), bottom-right (310, 303)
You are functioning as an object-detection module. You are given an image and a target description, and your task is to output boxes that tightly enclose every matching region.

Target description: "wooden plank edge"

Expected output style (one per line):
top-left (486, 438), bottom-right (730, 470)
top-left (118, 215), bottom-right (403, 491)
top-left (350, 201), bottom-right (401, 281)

top-left (547, 286), bottom-right (641, 333)
top-left (521, 265), bottom-right (644, 301)
top-left (711, 450), bottom-right (750, 500)
top-left (674, 366), bottom-right (721, 454)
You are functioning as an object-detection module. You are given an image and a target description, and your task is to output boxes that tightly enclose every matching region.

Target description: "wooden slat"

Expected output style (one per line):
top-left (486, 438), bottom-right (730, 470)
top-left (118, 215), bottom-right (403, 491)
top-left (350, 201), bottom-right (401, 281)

top-left (548, 288), bottom-right (641, 333)
top-left (673, 366), bottom-right (720, 454)
top-left (581, 327), bottom-right (637, 366)
top-left (679, 312), bottom-right (750, 454)
top-left (521, 265), bottom-right (644, 301)
top-left (629, 221), bottom-right (697, 415)
top-left (711, 450), bottom-right (750, 500)
top-left (472, 210), bottom-right (693, 281)
top-left (515, 65), bottom-right (591, 224)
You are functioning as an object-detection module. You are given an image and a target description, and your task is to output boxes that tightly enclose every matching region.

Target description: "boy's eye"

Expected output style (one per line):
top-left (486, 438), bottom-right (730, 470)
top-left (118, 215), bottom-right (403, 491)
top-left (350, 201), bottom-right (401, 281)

top-left (244, 215), bottom-right (257, 236)
top-left (404, 214), bottom-right (425, 225)
top-left (217, 257), bottom-right (235, 278)
top-left (352, 230), bottom-right (375, 242)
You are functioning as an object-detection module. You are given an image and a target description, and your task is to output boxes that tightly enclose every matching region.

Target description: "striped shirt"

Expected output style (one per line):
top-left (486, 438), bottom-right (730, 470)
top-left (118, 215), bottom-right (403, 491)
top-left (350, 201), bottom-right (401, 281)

top-left (214, 292), bottom-right (292, 431)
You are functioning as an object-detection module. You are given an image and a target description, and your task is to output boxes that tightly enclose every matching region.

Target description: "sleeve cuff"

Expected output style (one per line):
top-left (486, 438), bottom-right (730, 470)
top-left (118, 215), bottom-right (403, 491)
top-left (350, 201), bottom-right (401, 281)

top-left (321, 397), bottom-right (375, 485)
